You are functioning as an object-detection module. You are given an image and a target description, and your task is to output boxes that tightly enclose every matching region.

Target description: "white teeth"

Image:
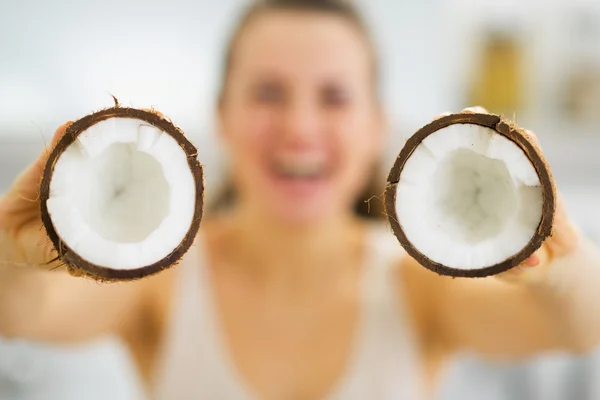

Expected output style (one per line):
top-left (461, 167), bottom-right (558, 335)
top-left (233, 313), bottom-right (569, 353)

top-left (274, 160), bottom-right (324, 178)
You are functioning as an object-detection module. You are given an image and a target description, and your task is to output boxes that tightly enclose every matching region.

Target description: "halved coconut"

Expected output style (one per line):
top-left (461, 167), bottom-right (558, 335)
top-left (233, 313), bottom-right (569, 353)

top-left (39, 106), bottom-right (204, 281)
top-left (385, 112), bottom-right (556, 278)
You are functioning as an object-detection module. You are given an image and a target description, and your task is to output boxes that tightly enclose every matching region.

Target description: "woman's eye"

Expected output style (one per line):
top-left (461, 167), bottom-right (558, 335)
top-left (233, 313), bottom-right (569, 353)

top-left (322, 86), bottom-right (351, 107)
top-left (253, 83), bottom-right (284, 104)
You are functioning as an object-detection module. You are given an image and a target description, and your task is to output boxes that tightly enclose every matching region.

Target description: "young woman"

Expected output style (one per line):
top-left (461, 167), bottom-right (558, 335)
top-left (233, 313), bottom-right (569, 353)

top-left (1, 1), bottom-right (600, 399)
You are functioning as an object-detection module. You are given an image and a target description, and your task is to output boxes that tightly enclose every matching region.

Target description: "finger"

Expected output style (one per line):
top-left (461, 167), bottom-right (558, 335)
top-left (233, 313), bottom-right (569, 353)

top-left (45, 121), bottom-right (73, 159)
top-left (520, 246), bottom-right (549, 271)
top-left (20, 223), bottom-right (59, 266)
top-left (141, 108), bottom-right (166, 119)
top-left (546, 195), bottom-right (579, 257)
top-left (18, 121), bottom-right (73, 193)
top-left (462, 106), bottom-right (490, 114)
top-left (518, 134), bottom-right (577, 257)
top-left (554, 194), bottom-right (569, 219)
top-left (0, 122), bottom-right (72, 228)
top-left (501, 253), bottom-right (540, 277)
top-left (496, 246), bottom-right (548, 283)
top-left (524, 129), bottom-right (542, 147)
top-left (522, 253), bottom-right (540, 267)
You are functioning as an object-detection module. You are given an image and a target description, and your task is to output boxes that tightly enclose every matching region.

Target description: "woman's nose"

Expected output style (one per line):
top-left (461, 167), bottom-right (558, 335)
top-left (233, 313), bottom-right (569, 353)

top-left (281, 98), bottom-right (322, 143)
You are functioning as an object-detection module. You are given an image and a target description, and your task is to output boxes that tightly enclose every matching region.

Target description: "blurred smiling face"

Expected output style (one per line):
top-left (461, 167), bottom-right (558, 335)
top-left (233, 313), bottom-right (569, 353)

top-left (219, 11), bottom-right (383, 225)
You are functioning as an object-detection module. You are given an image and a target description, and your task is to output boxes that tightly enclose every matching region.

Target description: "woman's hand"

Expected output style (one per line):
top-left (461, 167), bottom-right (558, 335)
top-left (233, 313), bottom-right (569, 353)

top-left (0, 121), bottom-right (72, 269)
top-left (421, 108), bottom-right (600, 356)
top-left (497, 193), bottom-right (580, 284)
top-left (487, 115), bottom-right (578, 283)
top-left (0, 121), bottom-right (156, 343)
top-left (442, 106), bottom-right (580, 283)
top-left (494, 126), bottom-right (580, 283)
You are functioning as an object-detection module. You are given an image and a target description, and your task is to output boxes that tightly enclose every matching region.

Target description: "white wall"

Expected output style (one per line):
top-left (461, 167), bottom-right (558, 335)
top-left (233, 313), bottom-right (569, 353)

top-left (2, 0), bottom-right (598, 189)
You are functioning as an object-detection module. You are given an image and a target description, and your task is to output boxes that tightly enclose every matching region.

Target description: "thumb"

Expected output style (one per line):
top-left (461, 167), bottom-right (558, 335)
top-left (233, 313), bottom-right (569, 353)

top-left (42, 121), bottom-right (73, 163)
top-left (0, 121), bottom-right (72, 230)
top-left (18, 121), bottom-right (73, 197)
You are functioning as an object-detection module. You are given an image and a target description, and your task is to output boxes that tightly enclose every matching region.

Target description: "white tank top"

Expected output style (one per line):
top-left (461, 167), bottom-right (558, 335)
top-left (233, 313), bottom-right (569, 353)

top-left (153, 224), bottom-right (425, 400)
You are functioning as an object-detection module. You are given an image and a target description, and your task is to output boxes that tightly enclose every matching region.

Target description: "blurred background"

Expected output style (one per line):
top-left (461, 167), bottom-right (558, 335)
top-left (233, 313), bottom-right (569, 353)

top-left (1, 0), bottom-right (600, 399)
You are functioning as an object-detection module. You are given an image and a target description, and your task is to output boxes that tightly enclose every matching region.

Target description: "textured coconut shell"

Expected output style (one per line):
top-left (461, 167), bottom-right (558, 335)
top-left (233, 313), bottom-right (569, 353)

top-left (384, 112), bottom-right (556, 278)
top-left (39, 106), bottom-right (204, 282)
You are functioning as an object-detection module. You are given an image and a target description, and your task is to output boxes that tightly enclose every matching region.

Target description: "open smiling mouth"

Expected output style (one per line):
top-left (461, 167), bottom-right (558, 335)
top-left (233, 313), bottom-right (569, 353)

top-left (271, 159), bottom-right (330, 181)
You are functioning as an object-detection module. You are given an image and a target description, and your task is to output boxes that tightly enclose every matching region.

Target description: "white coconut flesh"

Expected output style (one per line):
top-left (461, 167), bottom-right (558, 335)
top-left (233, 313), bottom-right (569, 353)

top-left (46, 117), bottom-right (196, 271)
top-left (396, 123), bottom-right (544, 270)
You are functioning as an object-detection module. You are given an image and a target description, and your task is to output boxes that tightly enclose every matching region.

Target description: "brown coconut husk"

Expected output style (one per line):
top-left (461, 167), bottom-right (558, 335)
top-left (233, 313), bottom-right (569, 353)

top-left (384, 112), bottom-right (556, 278)
top-left (39, 105), bottom-right (204, 282)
